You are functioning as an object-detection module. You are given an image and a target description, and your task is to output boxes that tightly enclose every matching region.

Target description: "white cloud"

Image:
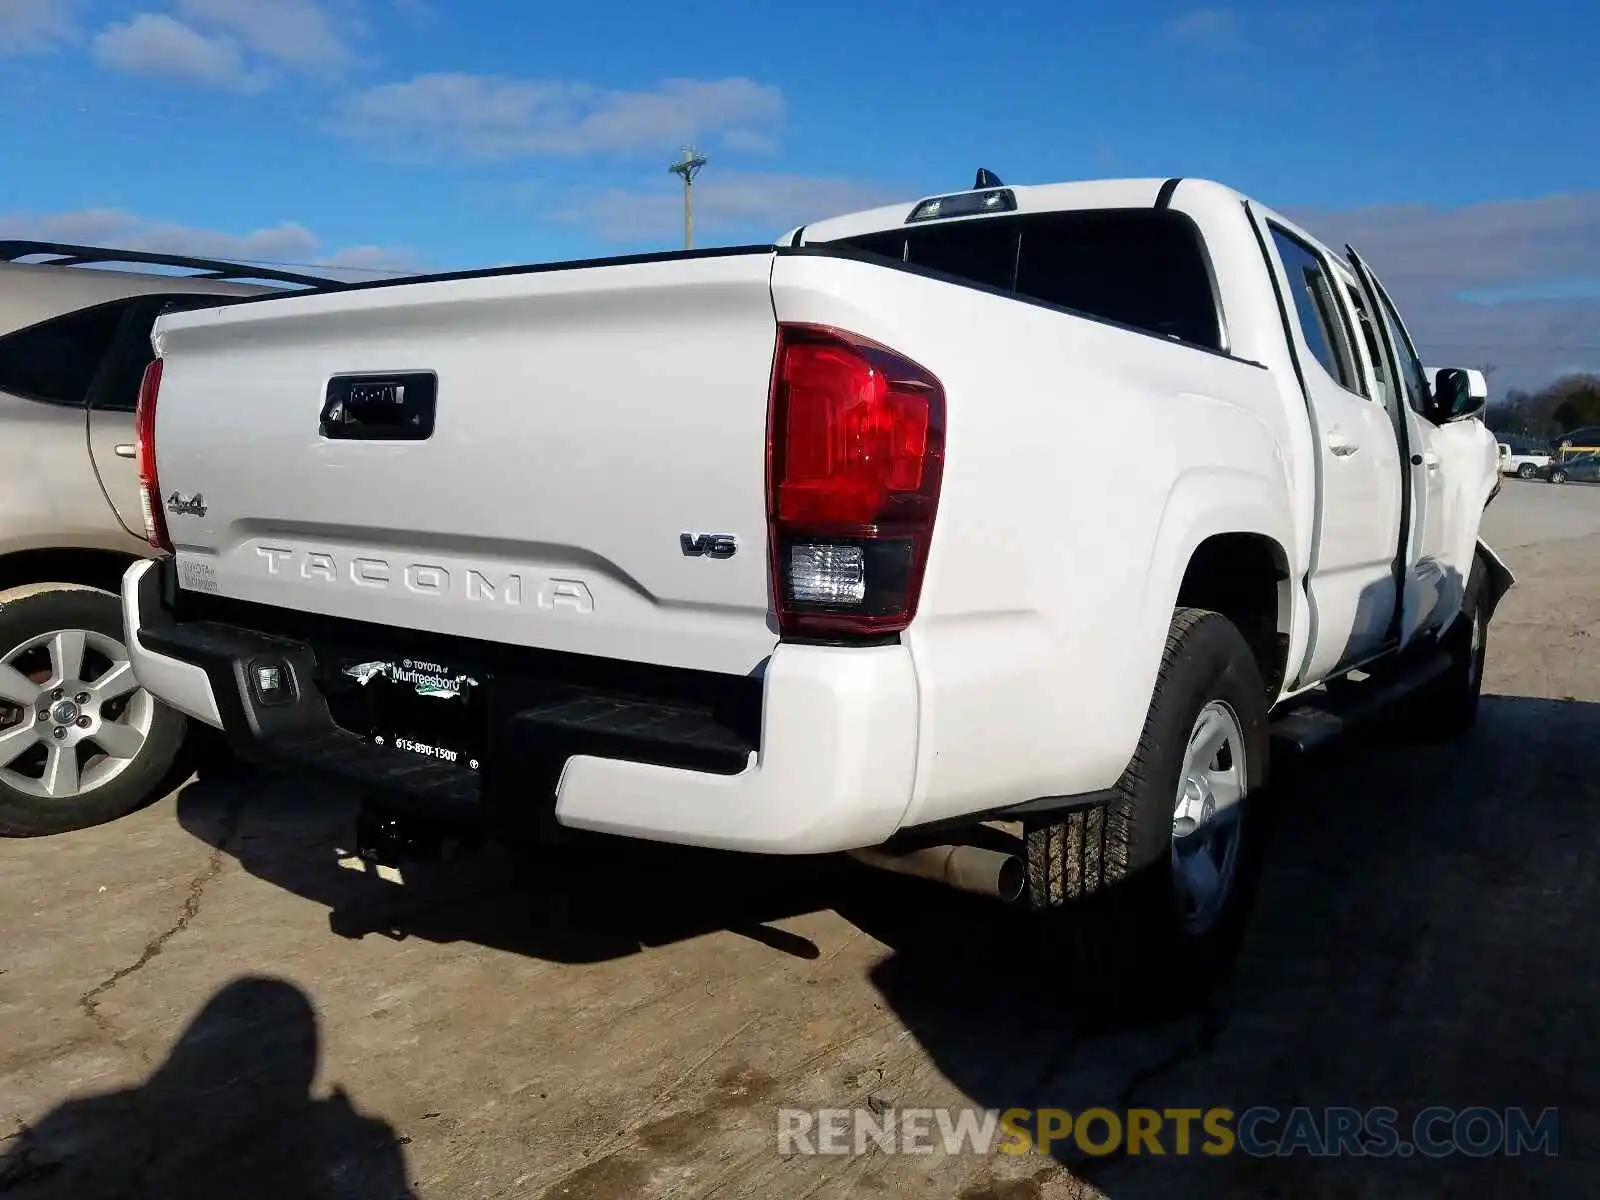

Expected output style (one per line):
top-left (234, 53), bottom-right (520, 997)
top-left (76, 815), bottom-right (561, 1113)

top-left (0, 0), bottom-right (82, 53)
top-left (331, 73), bottom-right (786, 160)
top-left (85, 0), bottom-right (355, 88)
top-left (93, 14), bottom-right (267, 92)
top-left (1292, 192), bottom-right (1600, 392)
top-left (558, 172), bottom-right (902, 243)
top-left (176, 0), bottom-right (353, 70)
top-left (722, 128), bottom-right (780, 154)
top-left (318, 243), bottom-right (422, 274)
top-left (1165, 8), bottom-right (1244, 52)
top-left (0, 209), bottom-right (416, 280)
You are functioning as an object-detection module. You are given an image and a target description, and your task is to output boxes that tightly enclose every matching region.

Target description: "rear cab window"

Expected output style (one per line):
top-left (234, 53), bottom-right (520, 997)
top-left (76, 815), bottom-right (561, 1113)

top-left (828, 209), bottom-right (1225, 353)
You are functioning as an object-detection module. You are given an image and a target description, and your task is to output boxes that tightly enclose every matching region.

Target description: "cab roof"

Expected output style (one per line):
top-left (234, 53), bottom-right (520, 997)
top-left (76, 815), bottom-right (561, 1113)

top-left (781, 174), bottom-right (1357, 291)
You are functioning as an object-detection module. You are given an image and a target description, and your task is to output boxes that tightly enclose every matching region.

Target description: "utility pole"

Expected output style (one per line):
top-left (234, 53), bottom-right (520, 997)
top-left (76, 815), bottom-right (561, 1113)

top-left (668, 146), bottom-right (707, 250)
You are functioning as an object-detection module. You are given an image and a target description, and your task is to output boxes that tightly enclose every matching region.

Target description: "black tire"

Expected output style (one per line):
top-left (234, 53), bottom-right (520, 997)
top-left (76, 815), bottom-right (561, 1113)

top-left (1517, 464), bottom-right (1538, 480)
top-left (0, 586), bottom-right (186, 837)
top-left (1400, 554), bottom-right (1488, 742)
top-left (1024, 608), bottom-right (1270, 1016)
top-left (1550, 470), bottom-right (1567, 484)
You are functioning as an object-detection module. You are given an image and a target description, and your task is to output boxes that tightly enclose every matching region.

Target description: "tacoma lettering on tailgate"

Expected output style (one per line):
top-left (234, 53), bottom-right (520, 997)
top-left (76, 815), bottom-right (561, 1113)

top-left (253, 546), bottom-right (594, 613)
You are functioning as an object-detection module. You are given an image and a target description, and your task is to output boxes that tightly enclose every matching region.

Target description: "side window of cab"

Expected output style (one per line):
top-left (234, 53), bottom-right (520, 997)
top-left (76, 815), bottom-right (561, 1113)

top-left (0, 299), bottom-right (137, 407)
top-left (1268, 227), bottom-right (1364, 397)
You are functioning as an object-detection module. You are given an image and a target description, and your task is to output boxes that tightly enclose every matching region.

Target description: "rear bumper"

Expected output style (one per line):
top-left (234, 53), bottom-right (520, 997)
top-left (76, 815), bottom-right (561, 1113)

top-left (122, 558), bottom-right (920, 853)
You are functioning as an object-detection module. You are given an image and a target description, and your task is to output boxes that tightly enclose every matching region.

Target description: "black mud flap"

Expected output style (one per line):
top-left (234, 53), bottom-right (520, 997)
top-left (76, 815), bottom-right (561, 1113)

top-left (1477, 540), bottom-right (1516, 623)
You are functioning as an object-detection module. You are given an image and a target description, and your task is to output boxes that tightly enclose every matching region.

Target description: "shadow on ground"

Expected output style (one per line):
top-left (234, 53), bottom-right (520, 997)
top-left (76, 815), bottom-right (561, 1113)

top-left (174, 762), bottom-right (854, 964)
top-left (0, 977), bottom-right (415, 1200)
top-left (856, 695), bottom-right (1600, 1198)
top-left (167, 694), bottom-right (1600, 1198)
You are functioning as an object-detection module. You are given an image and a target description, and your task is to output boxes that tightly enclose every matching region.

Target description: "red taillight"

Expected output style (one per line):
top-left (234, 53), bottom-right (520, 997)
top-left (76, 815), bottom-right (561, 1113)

top-left (135, 358), bottom-right (173, 554)
top-left (766, 323), bottom-right (945, 639)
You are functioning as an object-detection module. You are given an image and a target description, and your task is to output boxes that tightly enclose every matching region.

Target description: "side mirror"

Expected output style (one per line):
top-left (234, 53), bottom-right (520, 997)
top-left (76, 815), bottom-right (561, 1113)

top-left (1430, 367), bottom-right (1486, 423)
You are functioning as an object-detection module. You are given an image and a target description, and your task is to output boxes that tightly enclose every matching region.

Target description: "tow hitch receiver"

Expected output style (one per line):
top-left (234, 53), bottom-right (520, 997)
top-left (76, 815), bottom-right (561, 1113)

top-left (354, 797), bottom-right (480, 870)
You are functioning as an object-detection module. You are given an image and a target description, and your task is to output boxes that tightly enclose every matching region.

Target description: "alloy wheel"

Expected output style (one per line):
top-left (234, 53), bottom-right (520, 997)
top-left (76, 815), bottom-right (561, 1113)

top-left (0, 629), bottom-right (154, 801)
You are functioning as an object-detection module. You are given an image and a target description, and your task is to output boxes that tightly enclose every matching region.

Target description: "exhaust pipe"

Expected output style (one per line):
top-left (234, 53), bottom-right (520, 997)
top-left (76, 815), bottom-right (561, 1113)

top-left (847, 844), bottom-right (1025, 903)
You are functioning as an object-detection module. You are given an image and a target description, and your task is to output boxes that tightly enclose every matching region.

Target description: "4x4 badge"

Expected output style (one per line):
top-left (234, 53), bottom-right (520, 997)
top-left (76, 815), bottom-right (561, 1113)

top-left (168, 492), bottom-right (207, 517)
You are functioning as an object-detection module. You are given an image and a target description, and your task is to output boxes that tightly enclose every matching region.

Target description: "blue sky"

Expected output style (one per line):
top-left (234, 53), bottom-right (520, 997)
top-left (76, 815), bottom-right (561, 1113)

top-left (2, 0), bottom-right (1597, 389)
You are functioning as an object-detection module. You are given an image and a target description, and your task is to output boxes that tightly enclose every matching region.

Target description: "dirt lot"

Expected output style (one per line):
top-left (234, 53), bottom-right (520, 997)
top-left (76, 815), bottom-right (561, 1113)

top-left (3, 479), bottom-right (1597, 1200)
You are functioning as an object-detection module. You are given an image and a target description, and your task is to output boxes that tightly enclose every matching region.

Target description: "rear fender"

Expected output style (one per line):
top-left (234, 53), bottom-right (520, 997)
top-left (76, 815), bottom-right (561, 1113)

top-left (1133, 466), bottom-right (1300, 719)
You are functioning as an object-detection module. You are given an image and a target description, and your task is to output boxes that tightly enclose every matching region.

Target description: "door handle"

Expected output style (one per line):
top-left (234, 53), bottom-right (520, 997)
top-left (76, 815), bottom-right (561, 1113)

top-left (1326, 430), bottom-right (1360, 457)
top-left (1424, 452), bottom-right (1441, 470)
top-left (113, 443), bottom-right (136, 459)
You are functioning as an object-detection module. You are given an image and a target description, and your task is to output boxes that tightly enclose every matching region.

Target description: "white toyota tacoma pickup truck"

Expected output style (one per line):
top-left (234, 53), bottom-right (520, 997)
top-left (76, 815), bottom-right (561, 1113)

top-left (121, 173), bottom-right (1511, 1000)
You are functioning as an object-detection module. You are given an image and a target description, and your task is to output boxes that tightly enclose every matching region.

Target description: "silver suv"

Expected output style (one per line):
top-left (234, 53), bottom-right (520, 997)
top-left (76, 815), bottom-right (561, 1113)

top-left (0, 242), bottom-right (337, 836)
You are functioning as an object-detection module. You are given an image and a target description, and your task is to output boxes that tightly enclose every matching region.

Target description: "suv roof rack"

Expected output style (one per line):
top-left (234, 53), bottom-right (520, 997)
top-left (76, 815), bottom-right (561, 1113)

top-left (0, 240), bottom-right (341, 289)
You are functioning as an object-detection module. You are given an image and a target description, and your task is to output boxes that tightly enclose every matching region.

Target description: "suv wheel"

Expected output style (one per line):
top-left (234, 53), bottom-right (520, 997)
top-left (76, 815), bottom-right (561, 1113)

top-left (0, 586), bottom-right (186, 836)
top-left (1516, 463), bottom-right (1538, 479)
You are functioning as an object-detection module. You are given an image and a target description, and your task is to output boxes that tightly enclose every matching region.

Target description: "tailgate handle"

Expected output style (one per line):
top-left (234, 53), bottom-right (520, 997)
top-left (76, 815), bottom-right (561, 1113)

top-left (320, 373), bottom-right (438, 441)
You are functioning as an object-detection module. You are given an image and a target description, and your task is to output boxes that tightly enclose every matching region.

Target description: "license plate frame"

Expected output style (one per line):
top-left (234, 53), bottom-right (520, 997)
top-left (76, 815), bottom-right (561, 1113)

top-left (325, 653), bottom-right (490, 778)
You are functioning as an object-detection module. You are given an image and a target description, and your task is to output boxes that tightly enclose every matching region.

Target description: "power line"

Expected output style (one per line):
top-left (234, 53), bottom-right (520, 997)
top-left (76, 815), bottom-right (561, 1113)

top-left (209, 255), bottom-right (417, 276)
top-left (20, 252), bottom-right (420, 278)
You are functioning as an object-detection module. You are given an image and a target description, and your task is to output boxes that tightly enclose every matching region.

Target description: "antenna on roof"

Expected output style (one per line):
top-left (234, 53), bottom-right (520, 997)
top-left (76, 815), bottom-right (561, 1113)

top-left (974, 168), bottom-right (1003, 189)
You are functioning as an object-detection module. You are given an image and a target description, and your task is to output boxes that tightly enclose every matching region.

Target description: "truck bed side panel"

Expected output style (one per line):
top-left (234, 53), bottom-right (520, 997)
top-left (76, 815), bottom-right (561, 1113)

top-left (771, 252), bottom-right (1296, 827)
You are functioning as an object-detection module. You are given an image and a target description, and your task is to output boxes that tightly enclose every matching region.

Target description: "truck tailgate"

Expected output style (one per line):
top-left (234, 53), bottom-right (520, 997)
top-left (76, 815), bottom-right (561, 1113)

top-left (149, 251), bottom-right (781, 675)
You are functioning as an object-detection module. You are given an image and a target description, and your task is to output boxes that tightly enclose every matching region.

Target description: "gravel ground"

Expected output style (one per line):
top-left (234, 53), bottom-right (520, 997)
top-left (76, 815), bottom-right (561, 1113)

top-left (1, 477), bottom-right (1596, 1200)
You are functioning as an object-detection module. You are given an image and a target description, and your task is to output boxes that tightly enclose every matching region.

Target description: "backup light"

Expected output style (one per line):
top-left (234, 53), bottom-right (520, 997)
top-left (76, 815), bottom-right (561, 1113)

top-left (787, 543), bottom-right (866, 606)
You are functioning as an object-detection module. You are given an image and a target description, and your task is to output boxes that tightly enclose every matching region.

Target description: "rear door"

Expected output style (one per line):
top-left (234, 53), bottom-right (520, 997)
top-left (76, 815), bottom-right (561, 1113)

top-left (1254, 215), bottom-right (1404, 681)
top-left (0, 297), bottom-right (147, 549)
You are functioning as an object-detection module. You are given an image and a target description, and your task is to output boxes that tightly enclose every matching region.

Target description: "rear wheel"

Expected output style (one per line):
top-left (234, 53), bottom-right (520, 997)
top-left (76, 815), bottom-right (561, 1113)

top-left (1517, 463), bottom-right (1538, 480)
top-left (0, 586), bottom-right (186, 837)
top-left (1024, 608), bottom-right (1270, 1015)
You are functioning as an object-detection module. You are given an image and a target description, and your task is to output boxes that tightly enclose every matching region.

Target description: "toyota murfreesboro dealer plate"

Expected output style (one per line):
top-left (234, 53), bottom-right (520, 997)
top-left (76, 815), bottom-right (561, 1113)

top-left (336, 655), bottom-right (487, 772)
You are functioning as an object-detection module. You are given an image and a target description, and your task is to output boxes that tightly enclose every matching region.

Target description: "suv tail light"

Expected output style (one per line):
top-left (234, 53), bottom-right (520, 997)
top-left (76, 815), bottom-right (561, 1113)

top-left (135, 358), bottom-right (173, 554)
top-left (766, 323), bottom-right (945, 639)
